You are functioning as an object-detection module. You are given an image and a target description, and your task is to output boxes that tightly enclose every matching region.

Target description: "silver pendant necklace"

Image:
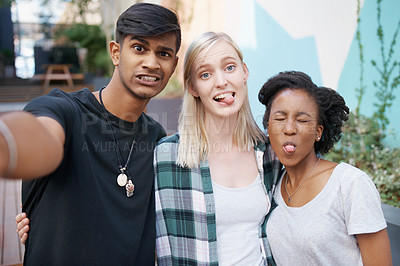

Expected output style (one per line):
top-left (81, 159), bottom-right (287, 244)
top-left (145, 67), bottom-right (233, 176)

top-left (285, 157), bottom-right (321, 204)
top-left (99, 88), bottom-right (138, 197)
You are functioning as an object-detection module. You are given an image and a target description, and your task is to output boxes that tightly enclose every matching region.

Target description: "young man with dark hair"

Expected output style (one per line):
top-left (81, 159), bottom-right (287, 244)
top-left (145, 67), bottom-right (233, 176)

top-left (0, 3), bottom-right (180, 265)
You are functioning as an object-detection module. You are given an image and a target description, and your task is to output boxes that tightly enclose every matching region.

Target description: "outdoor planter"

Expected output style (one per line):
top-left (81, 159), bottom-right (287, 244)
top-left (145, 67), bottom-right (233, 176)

top-left (382, 203), bottom-right (400, 265)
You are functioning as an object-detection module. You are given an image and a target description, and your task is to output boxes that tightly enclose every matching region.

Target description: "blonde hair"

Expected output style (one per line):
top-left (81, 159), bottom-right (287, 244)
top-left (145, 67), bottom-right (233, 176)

top-left (177, 32), bottom-right (265, 168)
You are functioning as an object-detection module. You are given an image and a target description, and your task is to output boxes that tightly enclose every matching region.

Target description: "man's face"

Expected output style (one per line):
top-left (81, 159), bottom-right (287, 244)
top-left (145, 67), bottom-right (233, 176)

top-left (112, 32), bottom-right (178, 100)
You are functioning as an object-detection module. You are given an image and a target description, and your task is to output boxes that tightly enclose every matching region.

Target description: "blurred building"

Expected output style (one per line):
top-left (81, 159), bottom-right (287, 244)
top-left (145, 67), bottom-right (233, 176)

top-left (0, 4), bottom-right (15, 78)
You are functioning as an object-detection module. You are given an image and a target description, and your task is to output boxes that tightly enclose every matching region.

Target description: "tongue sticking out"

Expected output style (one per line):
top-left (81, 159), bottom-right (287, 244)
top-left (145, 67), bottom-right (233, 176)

top-left (284, 144), bottom-right (295, 153)
top-left (219, 94), bottom-right (235, 105)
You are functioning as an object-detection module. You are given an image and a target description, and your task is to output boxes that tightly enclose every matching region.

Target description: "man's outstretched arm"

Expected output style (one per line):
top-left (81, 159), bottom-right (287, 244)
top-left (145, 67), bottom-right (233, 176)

top-left (0, 111), bottom-right (65, 179)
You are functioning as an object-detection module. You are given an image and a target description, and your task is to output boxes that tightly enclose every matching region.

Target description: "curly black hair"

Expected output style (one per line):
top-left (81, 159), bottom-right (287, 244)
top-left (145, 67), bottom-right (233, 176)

top-left (258, 71), bottom-right (349, 155)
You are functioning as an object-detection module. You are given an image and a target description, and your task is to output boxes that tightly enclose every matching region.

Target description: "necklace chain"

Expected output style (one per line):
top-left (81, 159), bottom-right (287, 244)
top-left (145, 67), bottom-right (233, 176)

top-left (98, 88), bottom-right (138, 177)
top-left (284, 157), bottom-right (321, 204)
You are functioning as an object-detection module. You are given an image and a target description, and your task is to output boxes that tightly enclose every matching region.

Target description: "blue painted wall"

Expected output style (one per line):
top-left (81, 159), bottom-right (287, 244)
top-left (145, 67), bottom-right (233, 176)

top-left (244, 0), bottom-right (400, 147)
top-left (338, 0), bottom-right (400, 146)
top-left (243, 2), bottom-right (322, 127)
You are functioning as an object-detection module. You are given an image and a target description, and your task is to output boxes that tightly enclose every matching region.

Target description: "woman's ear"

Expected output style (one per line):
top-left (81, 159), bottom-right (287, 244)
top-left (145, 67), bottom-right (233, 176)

top-left (110, 41), bottom-right (120, 66)
top-left (243, 63), bottom-right (249, 82)
top-left (188, 83), bottom-right (199, 97)
top-left (316, 125), bottom-right (324, 142)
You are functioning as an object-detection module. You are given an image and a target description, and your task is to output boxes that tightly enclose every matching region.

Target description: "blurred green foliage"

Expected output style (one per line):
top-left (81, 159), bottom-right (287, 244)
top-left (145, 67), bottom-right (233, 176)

top-left (0, 0), bottom-right (14, 7)
top-left (327, 0), bottom-right (399, 208)
top-left (54, 23), bottom-right (111, 76)
top-left (325, 113), bottom-right (400, 207)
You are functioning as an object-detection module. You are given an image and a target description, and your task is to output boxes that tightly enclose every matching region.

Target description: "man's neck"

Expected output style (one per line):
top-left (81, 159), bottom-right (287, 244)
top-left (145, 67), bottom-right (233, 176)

top-left (94, 84), bottom-right (149, 122)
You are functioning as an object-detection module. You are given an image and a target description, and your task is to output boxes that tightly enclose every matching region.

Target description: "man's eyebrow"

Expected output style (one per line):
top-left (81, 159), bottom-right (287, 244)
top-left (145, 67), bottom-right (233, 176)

top-left (130, 36), bottom-right (149, 45)
top-left (129, 36), bottom-right (176, 54)
top-left (158, 45), bottom-right (175, 54)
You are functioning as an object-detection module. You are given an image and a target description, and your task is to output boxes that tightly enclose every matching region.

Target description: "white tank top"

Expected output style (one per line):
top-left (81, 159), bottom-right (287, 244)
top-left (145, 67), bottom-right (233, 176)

top-left (212, 174), bottom-right (268, 266)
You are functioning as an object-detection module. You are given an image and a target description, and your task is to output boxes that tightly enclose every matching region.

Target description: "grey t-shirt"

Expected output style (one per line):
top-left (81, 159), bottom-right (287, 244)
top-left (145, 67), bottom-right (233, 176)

top-left (266, 163), bottom-right (386, 265)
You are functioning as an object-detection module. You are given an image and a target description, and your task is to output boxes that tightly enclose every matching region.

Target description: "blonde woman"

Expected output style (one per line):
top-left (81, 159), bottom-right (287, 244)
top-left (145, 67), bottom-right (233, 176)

top-left (154, 32), bottom-right (281, 265)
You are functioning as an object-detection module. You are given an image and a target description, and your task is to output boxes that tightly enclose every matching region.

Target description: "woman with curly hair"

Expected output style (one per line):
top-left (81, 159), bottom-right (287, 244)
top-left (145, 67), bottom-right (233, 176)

top-left (258, 71), bottom-right (392, 265)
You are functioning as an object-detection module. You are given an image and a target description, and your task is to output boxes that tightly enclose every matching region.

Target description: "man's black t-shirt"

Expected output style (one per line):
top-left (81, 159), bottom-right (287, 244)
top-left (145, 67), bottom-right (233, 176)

top-left (22, 88), bottom-right (166, 265)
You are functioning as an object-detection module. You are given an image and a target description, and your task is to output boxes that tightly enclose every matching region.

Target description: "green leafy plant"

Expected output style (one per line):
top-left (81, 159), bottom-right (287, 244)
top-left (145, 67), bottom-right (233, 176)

top-left (325, 113), bottom-right (400, 207)
top-left (0, 0), bottom-right (14, 7)
top-left (68, 0), bottom-right (91, 24)
top-left (327, 0), bottom-right (400, 208)
top-left (354, 0), bottom-right (366, 116)
top-left (371, 0), bottom-right (400, 133)
top-left (1, 48), bottom-right (14, 66)
top-left (54, 23), bottom-right (111, 76)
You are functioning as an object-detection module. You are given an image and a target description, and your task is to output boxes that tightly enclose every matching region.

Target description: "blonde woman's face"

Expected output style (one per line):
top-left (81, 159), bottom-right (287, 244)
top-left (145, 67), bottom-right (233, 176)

top-left (189, 40), bottom-right (249, 120)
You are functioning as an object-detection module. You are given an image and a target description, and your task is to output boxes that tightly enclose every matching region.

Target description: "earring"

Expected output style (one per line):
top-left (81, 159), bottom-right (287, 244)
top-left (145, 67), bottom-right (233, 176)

top-left (316, 136), bottom-right (321, 141)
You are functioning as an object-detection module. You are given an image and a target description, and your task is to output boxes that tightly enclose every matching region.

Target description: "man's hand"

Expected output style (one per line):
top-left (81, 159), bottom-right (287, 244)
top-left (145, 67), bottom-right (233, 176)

top-left (16, 212), bottom-right (30, 244)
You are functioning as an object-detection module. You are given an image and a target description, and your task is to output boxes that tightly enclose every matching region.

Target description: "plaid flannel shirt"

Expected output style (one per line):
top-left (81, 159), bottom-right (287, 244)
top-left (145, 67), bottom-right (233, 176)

top-left (154, 133), bottom-right (282, 266)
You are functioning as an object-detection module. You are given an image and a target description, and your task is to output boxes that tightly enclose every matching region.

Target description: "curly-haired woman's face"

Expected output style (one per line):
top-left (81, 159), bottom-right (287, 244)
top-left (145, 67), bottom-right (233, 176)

top-left (267, 89), bottom-right (323, 167)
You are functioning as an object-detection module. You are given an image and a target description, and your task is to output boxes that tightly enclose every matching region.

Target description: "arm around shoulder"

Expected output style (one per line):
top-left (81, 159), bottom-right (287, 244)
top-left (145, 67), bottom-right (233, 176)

top-left (0, 111), bottom-right (65, 179)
